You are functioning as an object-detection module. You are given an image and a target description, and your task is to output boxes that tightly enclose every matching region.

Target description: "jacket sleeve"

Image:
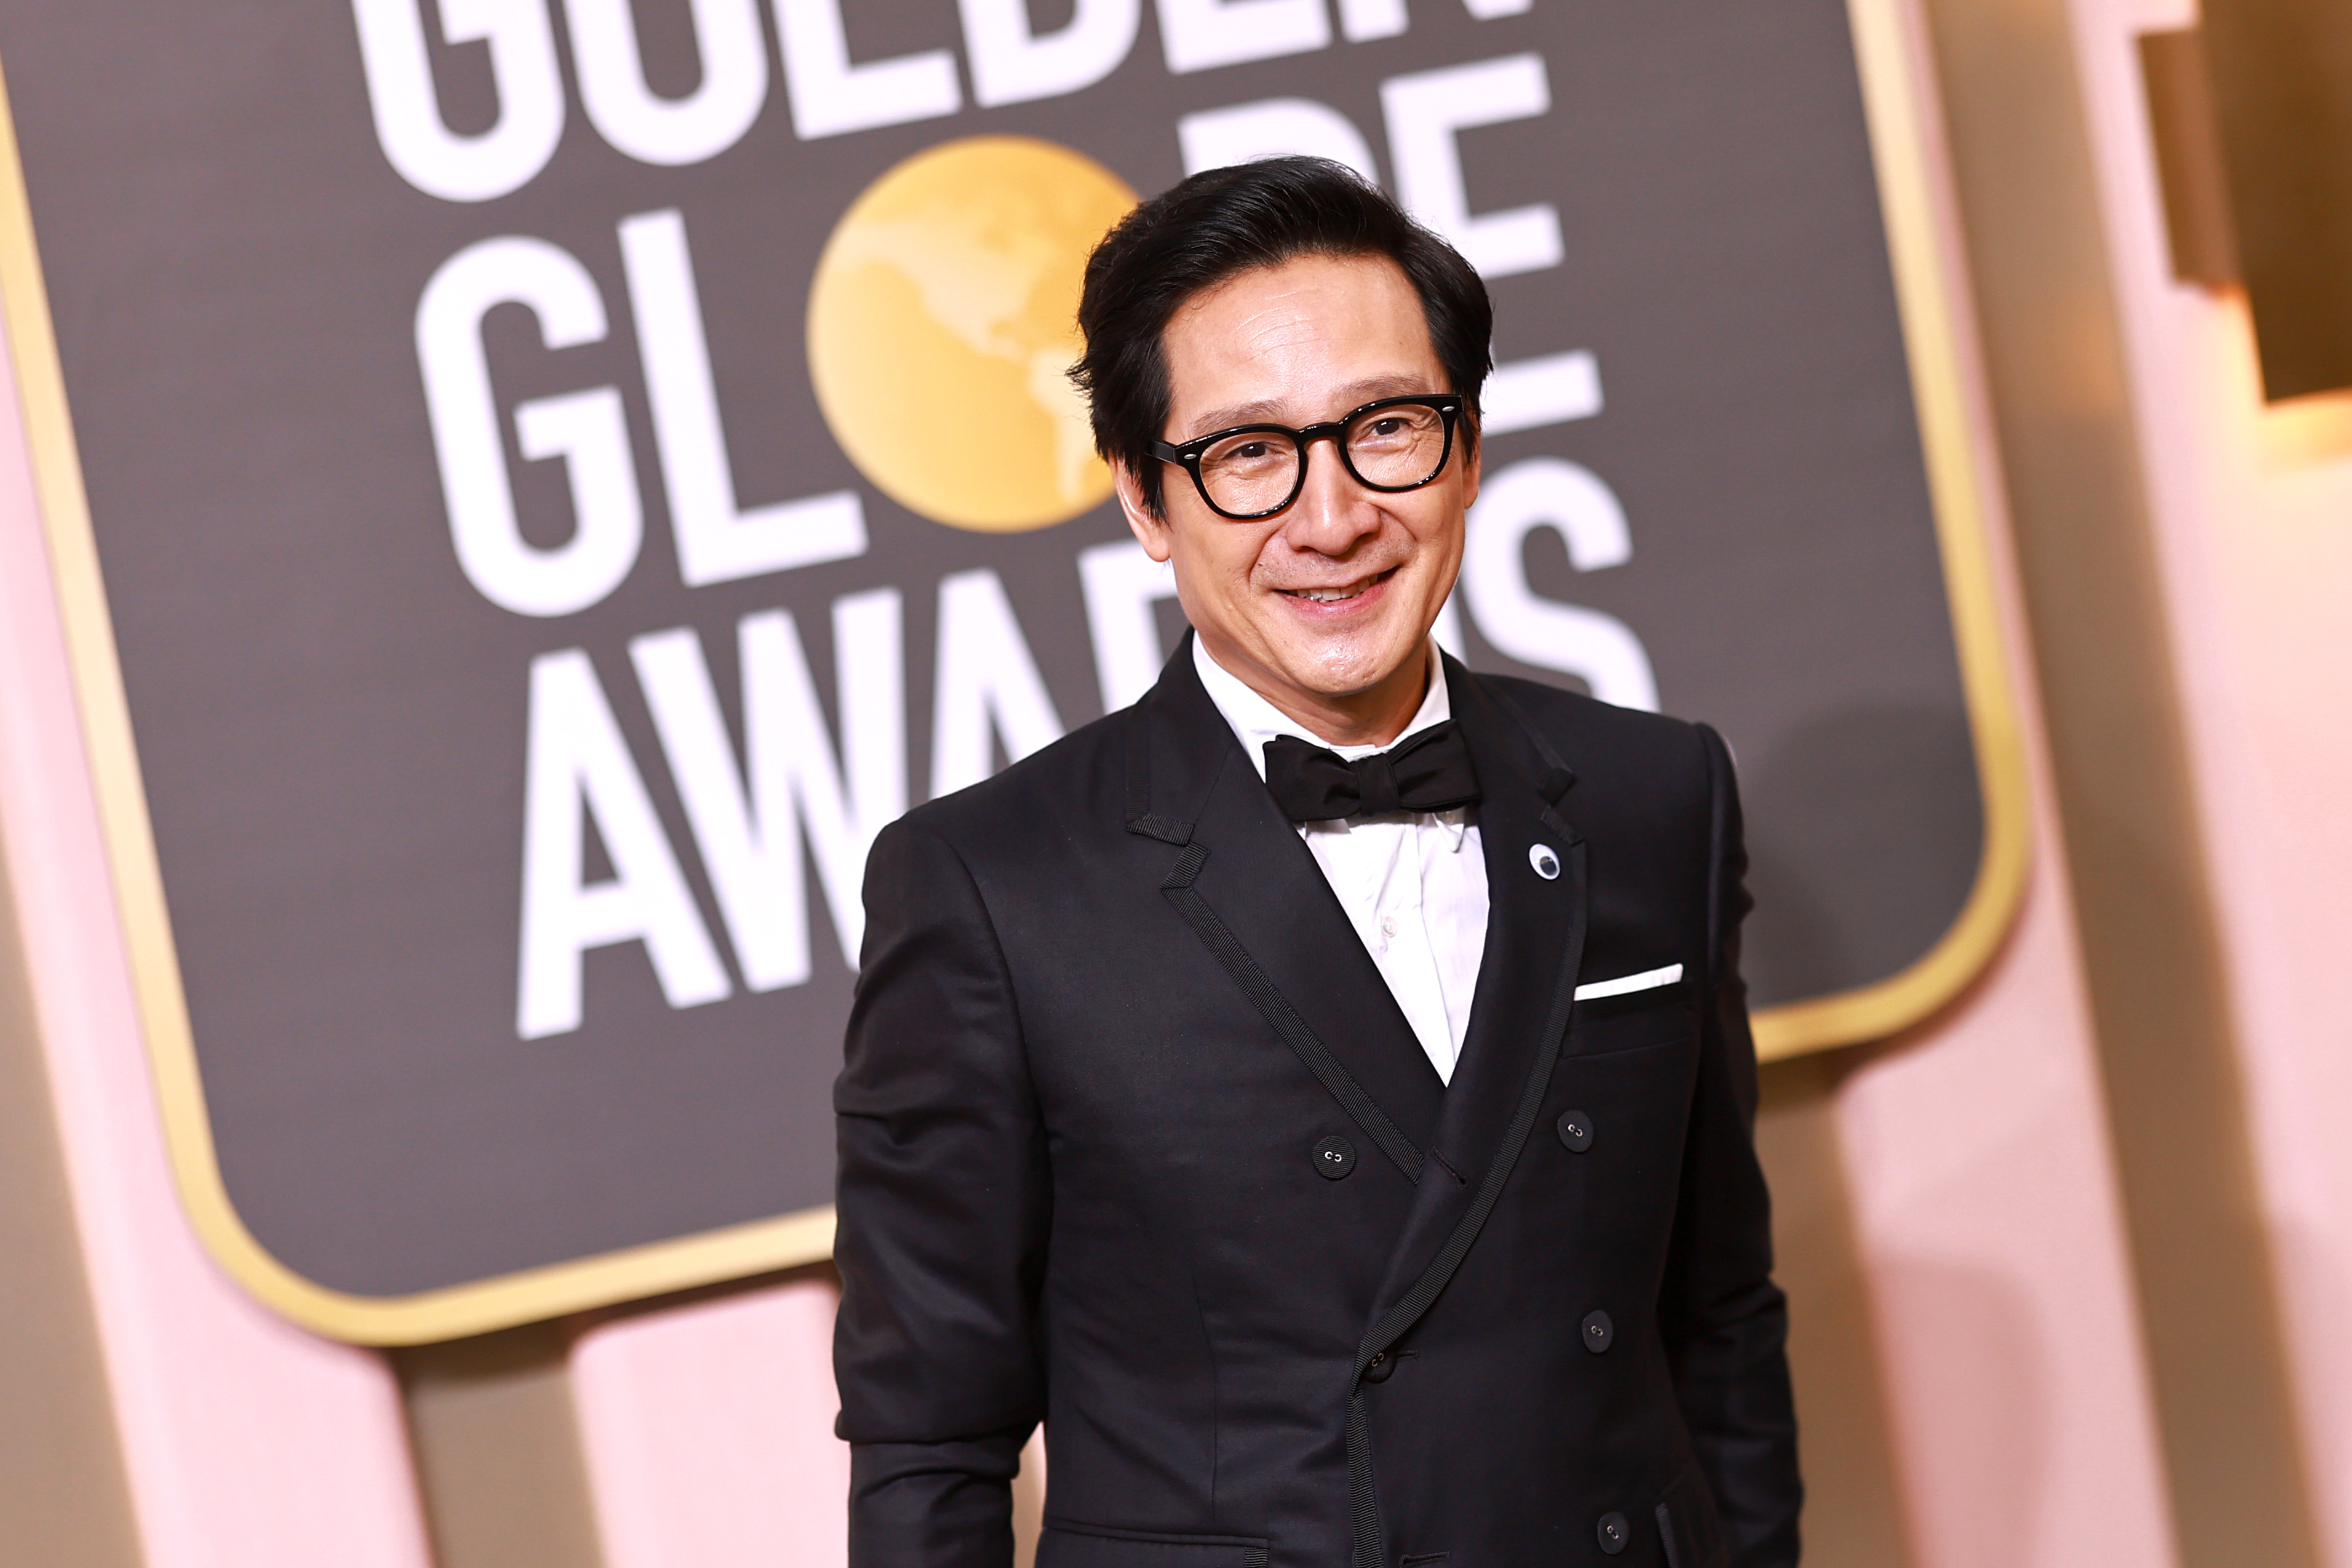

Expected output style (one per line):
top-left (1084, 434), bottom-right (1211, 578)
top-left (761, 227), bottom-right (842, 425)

top-left (834, 815), bottom-right (1050, 1568)
top-left (1656, 723), bottom-right (1803, 1567)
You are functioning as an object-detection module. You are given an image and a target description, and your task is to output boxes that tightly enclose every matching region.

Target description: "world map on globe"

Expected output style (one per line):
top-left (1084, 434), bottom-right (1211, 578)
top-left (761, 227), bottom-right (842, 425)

top-left (808, 137), bottom-right (1137, 533)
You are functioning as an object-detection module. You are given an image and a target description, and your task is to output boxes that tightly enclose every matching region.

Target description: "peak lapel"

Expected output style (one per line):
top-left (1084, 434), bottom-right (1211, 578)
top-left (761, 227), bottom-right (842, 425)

top-left (1130, 641), bottom-right (1445, 1170)
top-left (1364, 663), bottom-right (1589, 1322)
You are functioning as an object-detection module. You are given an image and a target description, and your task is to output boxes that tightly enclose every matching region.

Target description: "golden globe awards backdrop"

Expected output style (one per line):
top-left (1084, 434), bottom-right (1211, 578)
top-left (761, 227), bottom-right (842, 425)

top-left (0, 0), bottom-right (2021, 1341)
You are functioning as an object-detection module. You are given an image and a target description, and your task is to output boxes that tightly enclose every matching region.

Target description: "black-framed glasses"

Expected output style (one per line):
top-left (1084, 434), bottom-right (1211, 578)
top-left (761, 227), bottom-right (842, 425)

top-left (1150, 393), bottom-right (1467, 521)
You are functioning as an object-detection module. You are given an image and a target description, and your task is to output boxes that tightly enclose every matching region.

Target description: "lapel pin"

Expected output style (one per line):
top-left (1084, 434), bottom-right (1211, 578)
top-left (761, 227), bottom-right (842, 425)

top-left (1529, 843), bottom-right (1561, 880)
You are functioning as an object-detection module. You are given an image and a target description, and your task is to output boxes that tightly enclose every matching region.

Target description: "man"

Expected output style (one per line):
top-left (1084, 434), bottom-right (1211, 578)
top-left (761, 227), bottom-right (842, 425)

top-left (835, 157), bottom-right (1801, 1568)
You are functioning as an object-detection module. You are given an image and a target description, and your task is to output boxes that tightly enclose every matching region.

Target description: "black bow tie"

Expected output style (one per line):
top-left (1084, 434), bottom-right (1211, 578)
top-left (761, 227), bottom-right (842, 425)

top-left (1261, 721), bottom-right (1483, 822)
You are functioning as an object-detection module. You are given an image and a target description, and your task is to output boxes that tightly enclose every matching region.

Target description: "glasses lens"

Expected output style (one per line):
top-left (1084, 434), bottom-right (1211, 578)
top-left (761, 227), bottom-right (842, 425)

top-left (1197, 430), bottom-right (1302, 515)
top-left (1345, 403), bottom-right (1449, 488)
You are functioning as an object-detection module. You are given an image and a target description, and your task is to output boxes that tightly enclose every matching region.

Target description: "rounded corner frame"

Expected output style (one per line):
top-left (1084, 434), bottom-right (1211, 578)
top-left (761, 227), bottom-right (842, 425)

top-left (1748, 0), bottom-right (2035, 1064)
top-left (0, 0), bottom-right (2028, 1343)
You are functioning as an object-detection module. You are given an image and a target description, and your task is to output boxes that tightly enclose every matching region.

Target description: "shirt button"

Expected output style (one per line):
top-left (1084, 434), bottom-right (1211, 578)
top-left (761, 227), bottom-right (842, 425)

top-left (1381, 914), bottom-right (1397, 939)
top-left (1582, 1310), bottom-right (1614, 1353)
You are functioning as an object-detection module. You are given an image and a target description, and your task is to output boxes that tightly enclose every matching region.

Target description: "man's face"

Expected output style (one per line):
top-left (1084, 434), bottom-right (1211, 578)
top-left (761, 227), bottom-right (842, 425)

top-left (1117, 253), bottom-right (1477, 736)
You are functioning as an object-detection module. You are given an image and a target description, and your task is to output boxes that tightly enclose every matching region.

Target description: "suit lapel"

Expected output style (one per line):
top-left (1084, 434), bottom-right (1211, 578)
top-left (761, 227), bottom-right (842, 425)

top-left (1131, 639), bottom-right (1445, 1164)
top-left (1364, 661), bottom-right (1588, 1320)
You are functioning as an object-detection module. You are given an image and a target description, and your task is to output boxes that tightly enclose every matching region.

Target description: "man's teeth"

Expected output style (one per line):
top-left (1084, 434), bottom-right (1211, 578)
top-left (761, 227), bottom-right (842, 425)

top-left (1293, 585), bottom-right (1361, 602)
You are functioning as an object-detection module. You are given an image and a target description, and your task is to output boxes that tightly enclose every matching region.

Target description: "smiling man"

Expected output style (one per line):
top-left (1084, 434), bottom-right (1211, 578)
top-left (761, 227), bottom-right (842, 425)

top-left (834, 159), bottom-right (1801, 1568)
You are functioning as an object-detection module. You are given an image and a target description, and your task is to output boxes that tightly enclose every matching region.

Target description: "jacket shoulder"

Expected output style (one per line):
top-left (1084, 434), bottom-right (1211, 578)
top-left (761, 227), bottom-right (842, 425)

top-left (1472, 671), bottom-right (1719, 788)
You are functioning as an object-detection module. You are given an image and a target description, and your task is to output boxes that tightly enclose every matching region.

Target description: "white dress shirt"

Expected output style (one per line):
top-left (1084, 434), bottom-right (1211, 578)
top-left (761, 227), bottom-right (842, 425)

top-left (1193, 637), bottom-right (1490, 1084)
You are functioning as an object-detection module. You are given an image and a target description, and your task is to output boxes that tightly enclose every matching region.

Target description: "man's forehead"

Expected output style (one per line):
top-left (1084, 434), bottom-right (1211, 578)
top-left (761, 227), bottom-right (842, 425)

top-left (1162, 254), bottom-right (1443, 430)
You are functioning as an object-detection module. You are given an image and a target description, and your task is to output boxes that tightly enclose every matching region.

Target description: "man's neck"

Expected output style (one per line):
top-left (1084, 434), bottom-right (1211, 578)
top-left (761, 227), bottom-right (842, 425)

top-left (1195, 634), bottom-right (1433, 749)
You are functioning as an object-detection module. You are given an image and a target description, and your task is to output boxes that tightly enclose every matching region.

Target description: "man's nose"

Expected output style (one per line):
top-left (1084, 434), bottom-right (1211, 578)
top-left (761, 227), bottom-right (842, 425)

top-left (1278, 436), bottom-right (1382, 553)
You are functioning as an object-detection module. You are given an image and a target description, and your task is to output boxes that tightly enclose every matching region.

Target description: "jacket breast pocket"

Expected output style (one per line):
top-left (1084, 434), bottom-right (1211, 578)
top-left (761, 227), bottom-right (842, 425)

top-left (1038, 1520), bottom-right (1270, 1568)
top-left (1567, 981), bottom-right (1696, 1057)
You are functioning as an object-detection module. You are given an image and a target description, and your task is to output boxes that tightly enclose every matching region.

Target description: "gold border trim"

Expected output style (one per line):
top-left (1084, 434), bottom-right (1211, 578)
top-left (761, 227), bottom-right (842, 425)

top-left (1749, 0), bottom-right (2033, 1062)
top-left (0, 0), bottom-right (2023, 1341)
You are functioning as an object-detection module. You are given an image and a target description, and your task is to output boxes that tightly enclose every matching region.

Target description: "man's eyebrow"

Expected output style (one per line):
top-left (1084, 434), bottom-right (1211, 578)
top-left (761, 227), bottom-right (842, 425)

top-left (1181, 375), bottom-right (1442, 439)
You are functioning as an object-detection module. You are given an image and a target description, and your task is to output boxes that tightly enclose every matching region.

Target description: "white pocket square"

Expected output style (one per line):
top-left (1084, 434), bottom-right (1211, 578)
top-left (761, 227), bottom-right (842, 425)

top-left (1573, 963), bottom-right (1684, 1001)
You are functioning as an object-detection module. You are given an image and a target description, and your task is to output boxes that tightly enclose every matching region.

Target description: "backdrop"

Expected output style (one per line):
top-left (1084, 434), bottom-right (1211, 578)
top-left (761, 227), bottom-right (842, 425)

top-left (0, 0), bottom-right (2010, 1339)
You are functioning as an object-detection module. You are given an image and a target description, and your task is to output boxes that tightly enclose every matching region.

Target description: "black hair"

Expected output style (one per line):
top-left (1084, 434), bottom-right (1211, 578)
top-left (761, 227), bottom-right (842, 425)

top-left (1071, 156), bottom-right (1493, 516)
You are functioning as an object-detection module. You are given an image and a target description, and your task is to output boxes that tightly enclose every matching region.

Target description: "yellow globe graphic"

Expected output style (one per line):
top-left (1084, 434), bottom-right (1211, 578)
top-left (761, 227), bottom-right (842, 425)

top-left (808, 137), bottom-right (1137, 533)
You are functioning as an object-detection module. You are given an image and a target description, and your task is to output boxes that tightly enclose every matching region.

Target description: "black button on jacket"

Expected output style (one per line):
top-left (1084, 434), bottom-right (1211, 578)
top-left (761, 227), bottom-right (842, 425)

top-left (835, 640), bottom-right (1800, 1568)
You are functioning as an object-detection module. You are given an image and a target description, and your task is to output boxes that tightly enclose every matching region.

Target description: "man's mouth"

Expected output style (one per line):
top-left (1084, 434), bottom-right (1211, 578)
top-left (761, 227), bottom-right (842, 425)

top-left (1277, 567), bottom-right (1397, 605)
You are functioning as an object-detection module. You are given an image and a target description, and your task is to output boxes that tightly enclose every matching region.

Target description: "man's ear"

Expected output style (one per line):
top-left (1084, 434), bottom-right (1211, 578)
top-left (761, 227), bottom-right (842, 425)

top-left (1460, 420), bottom-right (1482, 510)
top-left (1114, 462), bottom-right (1174, 563)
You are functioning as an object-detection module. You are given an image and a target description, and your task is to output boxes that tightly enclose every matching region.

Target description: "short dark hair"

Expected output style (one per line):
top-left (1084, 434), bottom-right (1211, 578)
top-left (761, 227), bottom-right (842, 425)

top-left (1072, 157), bottom-right (1493, 515)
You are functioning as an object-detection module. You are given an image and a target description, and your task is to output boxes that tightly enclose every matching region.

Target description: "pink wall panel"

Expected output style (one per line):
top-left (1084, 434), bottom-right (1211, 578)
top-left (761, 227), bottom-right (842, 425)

top-left (0, 320), bottom-right (435, 1567)
top-left (1838, 854), bottom-right (2180, 1568)
top-left (2062, 0), bottom-right (2352, 1550)
top-left (1826, 8), bottom-right (2180, 1555)
top-left (573, 1278), bottom-right (851, 1568)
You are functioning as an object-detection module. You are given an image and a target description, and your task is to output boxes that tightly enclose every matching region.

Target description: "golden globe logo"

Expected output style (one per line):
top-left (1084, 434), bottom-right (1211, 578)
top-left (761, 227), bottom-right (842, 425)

top-left (808, 137), bottom-right (1136, 533)
top-left (378, 7), bottom-right (1652, 1055)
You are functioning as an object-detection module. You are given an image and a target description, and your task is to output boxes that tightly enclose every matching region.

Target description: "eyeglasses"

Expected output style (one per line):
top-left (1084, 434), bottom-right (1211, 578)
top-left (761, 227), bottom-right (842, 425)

top-left (1150, 393), bottom-right (1468, 521)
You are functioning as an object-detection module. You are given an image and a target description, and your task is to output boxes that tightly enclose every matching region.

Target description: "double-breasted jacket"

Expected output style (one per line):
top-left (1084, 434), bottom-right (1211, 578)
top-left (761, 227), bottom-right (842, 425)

top-left (834, 641), bottom-right (1801, 1568)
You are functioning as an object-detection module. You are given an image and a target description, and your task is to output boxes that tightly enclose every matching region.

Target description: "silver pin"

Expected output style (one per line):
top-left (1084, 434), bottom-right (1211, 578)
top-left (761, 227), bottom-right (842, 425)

top-left (1529, 843), bottom-right (1561, 880)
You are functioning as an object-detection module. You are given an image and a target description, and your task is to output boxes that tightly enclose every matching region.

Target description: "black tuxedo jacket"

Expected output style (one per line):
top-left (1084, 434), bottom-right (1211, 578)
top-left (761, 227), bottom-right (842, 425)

top-left (835, 640), bottom-right (1801, 1568)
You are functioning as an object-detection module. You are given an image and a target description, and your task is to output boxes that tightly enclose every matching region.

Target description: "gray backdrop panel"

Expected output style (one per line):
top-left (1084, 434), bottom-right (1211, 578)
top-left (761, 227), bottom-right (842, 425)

top-left (0, 0), bottom-right (1976, 1297)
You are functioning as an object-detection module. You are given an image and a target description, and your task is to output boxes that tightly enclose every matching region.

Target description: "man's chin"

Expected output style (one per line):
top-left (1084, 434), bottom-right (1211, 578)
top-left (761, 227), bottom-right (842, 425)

top-left (1256, 631), bottom-right (1429, 701)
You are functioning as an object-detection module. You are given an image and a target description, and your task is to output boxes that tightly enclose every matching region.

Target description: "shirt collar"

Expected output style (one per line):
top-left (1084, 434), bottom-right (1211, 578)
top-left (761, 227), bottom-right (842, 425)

top-left (1192, 634), bottom-right (1453, 785)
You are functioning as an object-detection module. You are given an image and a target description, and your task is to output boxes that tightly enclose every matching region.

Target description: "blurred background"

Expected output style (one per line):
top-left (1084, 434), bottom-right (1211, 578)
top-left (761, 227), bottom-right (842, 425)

top-left (0, 0), bottom-right (2348, 1564)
